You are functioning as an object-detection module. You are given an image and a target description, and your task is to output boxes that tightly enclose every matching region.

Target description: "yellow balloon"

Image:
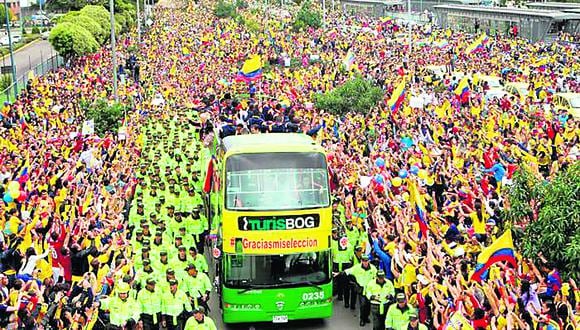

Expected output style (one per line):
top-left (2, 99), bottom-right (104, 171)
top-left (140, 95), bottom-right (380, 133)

top-left (418, 169), bottom-right (428, 180)
top-left (402, 192), bottom-right (410, 201)
top-left (426, 177), bottom-right (435, 186)
top-left (7, 181), bottom-right (20, 193)
top-left (392, 177), bottom-right (402, 187)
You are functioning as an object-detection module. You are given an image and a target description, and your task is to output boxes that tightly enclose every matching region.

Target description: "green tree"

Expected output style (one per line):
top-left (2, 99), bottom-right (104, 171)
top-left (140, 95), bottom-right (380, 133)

top-left (80, 5), bottom-right (111, 33)
top-left (0, 4), bottom-right (13, 27)
top-left (61, 13), bottom-right (107, 44)
top-left (214, 0), bottom-right (237, 19)
top-left (49, 22), bottom-right (100, 59)
top-left (85, 99), bottom-right (125, 136)
top-left (292, 0), bottom-right (321, 32)
top-left (509, 164), bottom-right (580, 280)
top-left (314, 76), bottom-right (384, 116)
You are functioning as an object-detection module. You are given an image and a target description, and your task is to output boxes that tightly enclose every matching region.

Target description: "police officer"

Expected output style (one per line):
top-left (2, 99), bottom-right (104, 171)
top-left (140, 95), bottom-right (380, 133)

top-left (365, 270), bottom-right (395, 330)
top-left (183, 264), bottom-right (212, 313)
top-left (343, 254), bottom-right (376, 326)
top-left (162, 279), bottom-right (192, 330)
top-left (184, 306), bottom-right (217, 330)
top-left (137, 278), bottom-right (162, 330)
top-left (404, 311), bottom-right (428, 330)
top-left (99, 282), bottom-right (139, 330)
top-left (385, 293), bottom-right (414, 330)
top-left (331, 227), bottom-right (351, 306)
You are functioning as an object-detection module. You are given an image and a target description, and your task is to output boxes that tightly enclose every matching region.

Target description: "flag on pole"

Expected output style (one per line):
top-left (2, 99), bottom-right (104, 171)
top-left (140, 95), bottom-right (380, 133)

top-left (465, 34), bottom-right (489, 54)
top-left (236, 54), bottom-right (263, 82)
top-left (387, 78), bottom-right (407, 113)
top-left (408, 179), bottom-right (429, 238)
top-left (454, 77), bottom-right (470, 100)
top-left (471, 230), bottom-right (517, 282)
top-left (203, 157), bottom-right (215, 194)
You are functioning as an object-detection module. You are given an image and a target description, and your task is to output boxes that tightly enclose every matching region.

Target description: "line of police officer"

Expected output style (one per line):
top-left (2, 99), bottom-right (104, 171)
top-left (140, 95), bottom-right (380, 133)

top-left (96, 116), bottom-right (219, 330)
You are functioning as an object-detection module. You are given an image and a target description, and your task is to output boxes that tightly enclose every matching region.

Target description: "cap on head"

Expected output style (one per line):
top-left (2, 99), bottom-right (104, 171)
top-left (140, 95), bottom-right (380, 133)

top-left (396, 293), bottom-right (407, 302)
top-left (116, 282), bottom-right (131, 294)
top-left (409, 311), bottom-right (418, 320)
top-left (377, 270), bottom-right (385, 277)
top-left (361, 254), bottom-right (369, 261)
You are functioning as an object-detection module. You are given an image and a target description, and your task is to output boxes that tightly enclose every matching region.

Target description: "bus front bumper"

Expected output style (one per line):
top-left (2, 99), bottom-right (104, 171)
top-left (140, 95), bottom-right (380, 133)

top-left (222, 300), bottom-right (333, 324)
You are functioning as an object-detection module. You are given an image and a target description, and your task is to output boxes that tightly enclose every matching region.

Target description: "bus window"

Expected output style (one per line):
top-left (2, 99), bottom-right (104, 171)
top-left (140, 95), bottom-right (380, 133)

top-left (225, 152), bottom-right (330, 211)
top-left (224, 251), bottom-right (330, 288)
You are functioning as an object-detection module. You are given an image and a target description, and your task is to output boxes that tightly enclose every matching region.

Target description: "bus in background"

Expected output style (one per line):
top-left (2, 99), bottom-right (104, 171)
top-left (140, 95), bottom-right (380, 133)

top-left (207, 133), bottom-right (333, 324)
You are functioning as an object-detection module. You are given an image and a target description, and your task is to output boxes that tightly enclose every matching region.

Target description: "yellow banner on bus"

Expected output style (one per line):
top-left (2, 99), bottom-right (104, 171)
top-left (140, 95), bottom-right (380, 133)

top-left (222, 208), bottom-right (332, 254)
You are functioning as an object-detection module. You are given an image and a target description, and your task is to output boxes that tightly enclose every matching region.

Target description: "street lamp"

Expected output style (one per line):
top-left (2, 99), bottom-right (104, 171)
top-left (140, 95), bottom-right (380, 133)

top-left (4, 0), bottom-right (17, 101)
top-left (109, 0), bottom-right (118, 101)
top-left (136, 0), bottom-right (141, 44)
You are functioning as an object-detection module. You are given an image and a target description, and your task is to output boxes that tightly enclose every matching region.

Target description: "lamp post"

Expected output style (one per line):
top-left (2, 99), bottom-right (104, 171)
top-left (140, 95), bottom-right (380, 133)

top-left (4, 0), bottom-right (17, 101)
top-left (136, 0), bottom-right (141, 44)
top-left (109, 0), bottom-right (118, 101)
top-left (407, 0), bottom-right (412, 54)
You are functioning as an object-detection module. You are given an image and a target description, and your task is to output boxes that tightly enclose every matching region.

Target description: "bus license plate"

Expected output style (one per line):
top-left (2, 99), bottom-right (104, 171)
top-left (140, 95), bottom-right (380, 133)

top-left (273, 315), bottom-right (288, 323)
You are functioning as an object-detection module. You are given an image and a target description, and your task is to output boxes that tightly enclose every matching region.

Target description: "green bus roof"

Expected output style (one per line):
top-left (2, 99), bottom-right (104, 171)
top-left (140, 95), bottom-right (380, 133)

top-left (221, 133), bottom-right (320, 153)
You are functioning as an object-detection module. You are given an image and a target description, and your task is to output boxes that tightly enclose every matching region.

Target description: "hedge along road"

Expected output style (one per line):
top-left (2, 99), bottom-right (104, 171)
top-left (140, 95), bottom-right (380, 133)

top-left (1, 40), bottom-right (56, 82)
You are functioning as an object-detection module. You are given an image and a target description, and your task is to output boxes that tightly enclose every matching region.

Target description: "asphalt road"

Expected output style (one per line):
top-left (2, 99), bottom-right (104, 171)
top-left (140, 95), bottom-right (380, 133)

top-left (205, 253), bottom-right (373, 330)
top-left (210, 299), bottom-right (373, 330)
top-left (1, 40), bottom-right (56, 80)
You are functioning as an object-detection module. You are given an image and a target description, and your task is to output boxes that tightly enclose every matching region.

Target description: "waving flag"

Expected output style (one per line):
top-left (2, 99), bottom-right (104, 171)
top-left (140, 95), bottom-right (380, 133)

top-left (18, 153), bottom-right (31, 184)
top-left (236, 54), bottom-right (263, 82)
top-left (471, 230), bottom-right (517, 282)
top-left (408, 179), bottom-right (429, 239)
top-left (387, 78), bottom-right (406, 113)
top-left (454, 77), bottom-right (470, 100)
top-left (203, 157), bottom-right (215, 194)
top-left (465, 34), bottom-right (488, 55)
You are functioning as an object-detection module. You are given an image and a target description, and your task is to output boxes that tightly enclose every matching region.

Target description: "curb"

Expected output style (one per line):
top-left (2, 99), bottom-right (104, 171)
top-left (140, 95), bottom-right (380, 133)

top-left (0, 39), bottom-right (43, 63)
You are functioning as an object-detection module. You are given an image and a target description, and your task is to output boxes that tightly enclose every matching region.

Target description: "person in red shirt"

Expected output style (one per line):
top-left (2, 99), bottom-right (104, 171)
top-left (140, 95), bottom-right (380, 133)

top-left (48, 222), bottom-right (72, 283)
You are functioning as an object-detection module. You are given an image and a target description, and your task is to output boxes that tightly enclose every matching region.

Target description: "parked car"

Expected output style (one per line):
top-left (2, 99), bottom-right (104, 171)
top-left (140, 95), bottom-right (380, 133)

top-left (0, 35), bottom-right (22, 46)
top-left (41, 31), bottom-right (50, 40)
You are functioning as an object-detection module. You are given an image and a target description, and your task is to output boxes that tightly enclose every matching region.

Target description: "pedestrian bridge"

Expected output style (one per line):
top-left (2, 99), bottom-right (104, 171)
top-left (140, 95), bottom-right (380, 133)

top-left (433, 4), bottom-right (580, 42)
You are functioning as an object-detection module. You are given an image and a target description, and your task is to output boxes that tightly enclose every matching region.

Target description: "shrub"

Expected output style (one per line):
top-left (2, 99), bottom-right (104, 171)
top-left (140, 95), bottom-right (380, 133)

top-left (61, 14), bottom-right (107, 44)
top-left (0, 74), bottom-right (12, 91)
top-left (80, 5), bottom-right (111, 33)
top-left (315, 75), bottom-right (384, 116)
top-left (84, 99), bottom-right (126, 136)
top-left (214, 0), bottom-right (237, 19)
top-left (49, 22), bottom-right (100, 59)
top-left (31, 26), bottom-right (40, 34)
top-left (292, 0), bottom-right (321, 32)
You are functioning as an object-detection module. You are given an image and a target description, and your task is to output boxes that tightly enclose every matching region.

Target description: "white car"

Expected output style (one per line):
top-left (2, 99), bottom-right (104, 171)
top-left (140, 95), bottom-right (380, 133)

top-left (0, 35), bottom-right (22, 46)
top-left (41, 31), bottom-right (50, 40)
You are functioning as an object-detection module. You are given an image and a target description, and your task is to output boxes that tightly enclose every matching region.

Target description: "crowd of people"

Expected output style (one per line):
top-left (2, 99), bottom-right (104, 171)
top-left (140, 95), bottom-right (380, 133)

top-left (0, 0), bottom-right (578, 329)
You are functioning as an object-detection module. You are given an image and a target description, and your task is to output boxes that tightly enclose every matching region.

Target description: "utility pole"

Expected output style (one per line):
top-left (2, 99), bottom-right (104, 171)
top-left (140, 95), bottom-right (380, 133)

top-left (18, 0), bottom-right (23, 36)
top-left (109, 0), bottom-right (118, 101)
top-left (407, 0), bottom-right (412, 54)
top-left (136, 0), bottom-right (141, 44)
top-left (4, 0), bottom-right (17, 101)
top-left (322, 0), bottom-right (326, 27)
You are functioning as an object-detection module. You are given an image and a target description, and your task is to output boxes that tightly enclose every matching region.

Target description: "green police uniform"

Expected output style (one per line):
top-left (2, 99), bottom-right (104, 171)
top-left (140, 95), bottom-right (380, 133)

top-left (137, 283), bottom-right (163, 325)
top-left (183, 315), bottom-right (218, 330)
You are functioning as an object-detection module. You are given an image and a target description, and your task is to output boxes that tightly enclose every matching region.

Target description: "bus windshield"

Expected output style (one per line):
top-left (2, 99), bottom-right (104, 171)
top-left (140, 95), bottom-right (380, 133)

top-left (224, 251), bottom-right (330, 288)
top-left (225, 152), bottom-right (330, 211)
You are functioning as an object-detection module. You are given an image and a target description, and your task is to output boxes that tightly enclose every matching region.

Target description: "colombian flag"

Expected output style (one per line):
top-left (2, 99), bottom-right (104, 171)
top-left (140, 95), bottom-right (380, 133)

top-left (236, 54), bottom-right (263, 82)
top-left (18, 153), bottom-right (30, 184)
top-left (387, 78), bottom-right (406, 113)
top-left (408, 179), bottom-right (429, 239)
top-left (454, 77), bottom-right (470, 101)
top-left (471, 230), bottom-right (517, 282)
top-left (465, 34), bottom-right (488, 55)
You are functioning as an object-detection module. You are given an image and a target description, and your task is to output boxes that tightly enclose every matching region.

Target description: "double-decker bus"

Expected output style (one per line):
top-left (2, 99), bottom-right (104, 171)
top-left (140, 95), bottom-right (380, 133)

top-left (208, 133), bottom-right (333, 324)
